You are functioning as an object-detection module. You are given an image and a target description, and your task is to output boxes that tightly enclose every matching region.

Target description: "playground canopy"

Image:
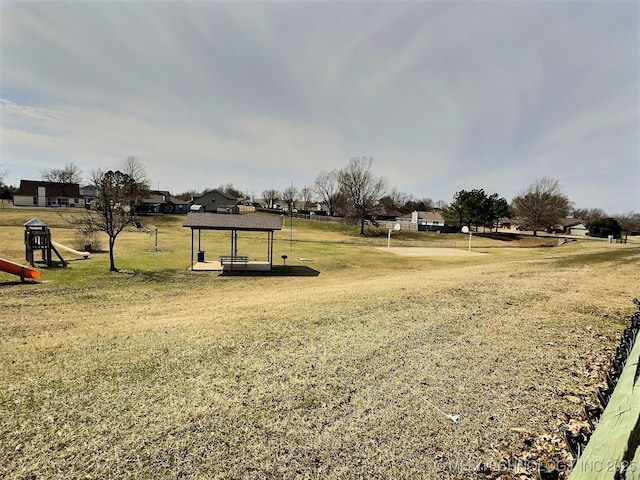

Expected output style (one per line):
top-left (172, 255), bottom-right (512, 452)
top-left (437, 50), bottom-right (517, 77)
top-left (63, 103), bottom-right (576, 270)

top-left (182, 212), bottom-right (282, 271)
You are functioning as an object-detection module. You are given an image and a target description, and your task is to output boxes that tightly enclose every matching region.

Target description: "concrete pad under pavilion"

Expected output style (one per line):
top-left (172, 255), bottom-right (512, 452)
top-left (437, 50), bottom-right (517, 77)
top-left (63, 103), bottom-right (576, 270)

top-left (191, 260), bottom-right (272, 272)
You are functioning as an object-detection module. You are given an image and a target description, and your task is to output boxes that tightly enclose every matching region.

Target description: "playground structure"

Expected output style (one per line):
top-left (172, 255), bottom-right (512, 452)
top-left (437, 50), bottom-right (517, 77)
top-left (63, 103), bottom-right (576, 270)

top-left (24, 218), bottom-right (89, 268)
top-left (0, 258), bottom-right (40, 281)
top-left (1, 218), bottom-right (90, 282)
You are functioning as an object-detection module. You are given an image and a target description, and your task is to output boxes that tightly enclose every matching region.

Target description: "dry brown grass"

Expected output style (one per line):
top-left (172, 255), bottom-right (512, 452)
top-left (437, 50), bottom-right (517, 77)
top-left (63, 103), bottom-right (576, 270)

top-left (1, 208), bottom-right (639, 479)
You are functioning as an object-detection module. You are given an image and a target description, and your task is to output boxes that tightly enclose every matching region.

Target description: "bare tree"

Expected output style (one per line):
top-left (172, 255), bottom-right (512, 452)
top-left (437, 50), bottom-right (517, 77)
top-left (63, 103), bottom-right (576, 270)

top-left (434, 200), bottom-right (449, 210)
top-left (40, 162), bottom-right (83, 184)
top-left (380, 188), bottom-right (408, 213)
top-left (614, 211), bottom-right (640, 234)
top-left (175, 190), bottom-right (200, 202)
top-left (68, 159), bottom-right (150, 271)
top-left (262, 189), bottom-right (280, 209)
top-left (572, 207), bottom-right (606, 223)
top-left (391, 189), bottom-right (412, 211)
top-left (300, 185), bottom-right (314, 209)
top-left (313, 169), bottom-right (342, 216)
top-left (282, 184), bottom-right (299, 213)
top-left (511, 177), bottom-right (572, 236)
top-left (339, 157), bottom-right (388, 235)
top-left (380, 189), bottom-right (432, 214)
top-left (0, 169), bottom-right (11, 205)
top-left (218, 183), bottom-right (244, 199)
top-left (121, 156), bottom-right (149, 188)
top-left (402, 197), bottom-right (435, 214)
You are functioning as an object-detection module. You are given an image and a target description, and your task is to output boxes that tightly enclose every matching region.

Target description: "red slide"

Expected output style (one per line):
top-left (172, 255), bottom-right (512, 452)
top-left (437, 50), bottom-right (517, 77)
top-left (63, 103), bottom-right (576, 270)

top-left (0, 258), bottom-right (41, 279)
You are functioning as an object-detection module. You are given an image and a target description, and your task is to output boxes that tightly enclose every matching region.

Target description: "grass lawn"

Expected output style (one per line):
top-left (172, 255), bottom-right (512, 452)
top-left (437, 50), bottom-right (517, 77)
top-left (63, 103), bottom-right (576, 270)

top-left (1, 207), bottom-right (639, 479)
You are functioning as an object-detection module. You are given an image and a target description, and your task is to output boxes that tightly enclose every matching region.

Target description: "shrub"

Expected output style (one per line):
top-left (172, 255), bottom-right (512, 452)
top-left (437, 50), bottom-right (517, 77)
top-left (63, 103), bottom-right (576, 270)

top-left (74, 226), bottom-right (103, 252)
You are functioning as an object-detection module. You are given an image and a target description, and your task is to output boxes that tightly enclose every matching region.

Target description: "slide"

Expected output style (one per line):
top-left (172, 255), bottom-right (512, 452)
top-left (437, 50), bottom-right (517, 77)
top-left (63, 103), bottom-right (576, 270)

top-left (51, 241), bottom-right (90, 259)
top-left (0, 258), bottom-right (40, 279)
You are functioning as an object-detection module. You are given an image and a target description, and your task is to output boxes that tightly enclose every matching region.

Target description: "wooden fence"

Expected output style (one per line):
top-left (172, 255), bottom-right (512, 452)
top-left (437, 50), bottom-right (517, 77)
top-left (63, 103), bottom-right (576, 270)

top-left (567, 299), bottom-right (640, 480)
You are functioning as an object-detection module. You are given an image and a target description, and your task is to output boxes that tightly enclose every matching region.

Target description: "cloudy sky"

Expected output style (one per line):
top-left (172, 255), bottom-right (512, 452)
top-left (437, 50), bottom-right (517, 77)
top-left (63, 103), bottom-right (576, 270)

top-left (1, 1), bottom-right (638, 213)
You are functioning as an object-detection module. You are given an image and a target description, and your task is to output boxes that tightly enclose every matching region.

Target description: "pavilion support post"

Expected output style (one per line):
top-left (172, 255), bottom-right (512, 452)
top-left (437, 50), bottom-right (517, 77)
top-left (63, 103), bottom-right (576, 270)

top-left (234, 231), bottom-right (238, 257)
top-left (191, 228), bottom-right (194, 269)
top-left (229, 230), bottom-right (235, 270)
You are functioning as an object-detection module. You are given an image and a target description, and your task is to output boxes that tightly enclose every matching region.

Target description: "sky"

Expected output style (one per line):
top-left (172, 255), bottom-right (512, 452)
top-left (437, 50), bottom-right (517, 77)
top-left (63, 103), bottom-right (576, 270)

top-left (1, 0), bottom-right (638, 214)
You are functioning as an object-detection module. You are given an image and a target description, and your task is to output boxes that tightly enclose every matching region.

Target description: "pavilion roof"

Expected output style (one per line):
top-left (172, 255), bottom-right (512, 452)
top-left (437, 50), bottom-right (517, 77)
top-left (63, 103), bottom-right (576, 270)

top-left (183, 212), bottom-right (282, 231)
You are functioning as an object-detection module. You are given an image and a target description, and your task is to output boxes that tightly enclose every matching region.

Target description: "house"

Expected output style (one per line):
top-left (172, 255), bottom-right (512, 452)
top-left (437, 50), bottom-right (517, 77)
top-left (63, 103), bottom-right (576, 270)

top-left (567, 223), bottom-right (589, 236)
top-left (80, 185), bottom-right (96, 209)
top-left (550, 218), bottom-right (589, 236)
top-left (497, 217), bottom-right (513, 229)
top-left (397, 211), bottom-right (446, 231)
top-left (416, 211), bottom-right (446, 230)
top-left (191, 189), bottom-right (239, 214)
top-left (138, 190), bottom-right (190, 214)
top-left (272, 200), bottom-right (288, 211)
top-left (13, 180), bottom-right (85, 208)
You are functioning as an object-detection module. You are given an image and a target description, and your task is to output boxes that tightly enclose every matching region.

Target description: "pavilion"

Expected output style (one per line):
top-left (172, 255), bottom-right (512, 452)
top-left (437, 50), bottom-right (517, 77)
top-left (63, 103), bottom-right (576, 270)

top-left (182, 212), bottom-right (282, 271)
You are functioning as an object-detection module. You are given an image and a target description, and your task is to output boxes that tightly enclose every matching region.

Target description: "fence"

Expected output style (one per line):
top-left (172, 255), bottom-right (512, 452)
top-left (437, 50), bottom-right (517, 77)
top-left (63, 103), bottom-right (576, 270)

top-left (566, 298), bottom-right (640, 480)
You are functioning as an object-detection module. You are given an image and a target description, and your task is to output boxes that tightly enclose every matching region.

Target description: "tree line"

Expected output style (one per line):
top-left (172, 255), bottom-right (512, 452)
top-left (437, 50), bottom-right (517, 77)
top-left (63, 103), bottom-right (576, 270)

top-left (251, 159), bottom-right (639, 238)
top-left (7, 157), bottom-right (636, 238)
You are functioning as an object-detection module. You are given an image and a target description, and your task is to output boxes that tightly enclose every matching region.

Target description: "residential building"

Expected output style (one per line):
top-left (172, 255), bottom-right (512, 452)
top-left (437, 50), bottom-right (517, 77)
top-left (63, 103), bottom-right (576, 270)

top-left (138, 190), bottom-right (190, 214)
top-left (550, 218), bottom-right (589, 236)
top-left (13, 180), bottom-right (85, 208)
top-left (80, 185), bottom-right (96, 209)
top-left (396, 210), bottom-right (446, 231)
top-left (191, 189), bottom-right (239, 214)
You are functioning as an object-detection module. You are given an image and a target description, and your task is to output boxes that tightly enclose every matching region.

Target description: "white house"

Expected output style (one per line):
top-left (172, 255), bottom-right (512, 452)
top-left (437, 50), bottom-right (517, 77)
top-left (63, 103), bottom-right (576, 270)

top-left (13, 180), bottom-right (85, 208)
top-left (551, 218), bottom-right (589, 236)
top-left (396, 211), bottom-right (446, 231)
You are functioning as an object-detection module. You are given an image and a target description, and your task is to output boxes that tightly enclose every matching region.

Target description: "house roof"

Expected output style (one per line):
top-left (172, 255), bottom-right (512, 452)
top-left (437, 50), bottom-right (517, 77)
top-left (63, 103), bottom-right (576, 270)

top-left (141, 194), bottom-right (165, 205)
top-left (169, 196), bottom-right (189, 205)
top-left (183, 212), bottom-right (282, 231)
top-left (16, 180), bottom-right (81, 198)
top-left (556, 218), bottom-right (584, 227)
top-left (141, 192), bottom-right (189, 205)
top-left (80, 185), bottom-right (96, 196)
top-left (397, 211), bottom-right (445, 222)
top-left (420, 211), bottom-right (445, 222)
top-left (193, 189), bottom-right (238, 203)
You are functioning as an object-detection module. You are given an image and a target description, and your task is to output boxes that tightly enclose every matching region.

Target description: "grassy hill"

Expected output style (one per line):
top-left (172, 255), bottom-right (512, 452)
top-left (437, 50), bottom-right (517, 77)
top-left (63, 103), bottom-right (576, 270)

top-left (1, 207), bottom-right (639, 479)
